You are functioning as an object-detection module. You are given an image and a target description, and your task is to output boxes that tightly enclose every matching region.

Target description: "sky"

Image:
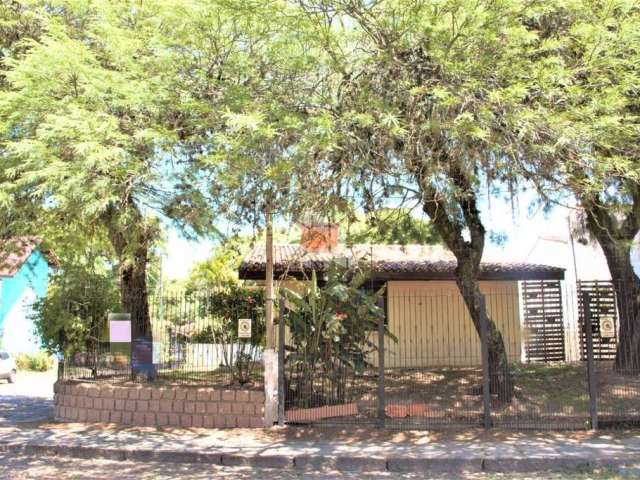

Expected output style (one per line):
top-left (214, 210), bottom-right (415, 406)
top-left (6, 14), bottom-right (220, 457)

top-left (162, 189), bottom-right (576, 280)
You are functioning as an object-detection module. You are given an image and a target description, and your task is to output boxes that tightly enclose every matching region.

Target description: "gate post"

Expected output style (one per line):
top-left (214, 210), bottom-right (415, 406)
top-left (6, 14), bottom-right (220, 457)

top-left (377, 305), bottom-right (385, 427)
top-left (583, 292), bottom-right (599, 430)
top-left (479, 295), bottom-right (492, 429)
top-left (277, 297), bottom-right (286, 427)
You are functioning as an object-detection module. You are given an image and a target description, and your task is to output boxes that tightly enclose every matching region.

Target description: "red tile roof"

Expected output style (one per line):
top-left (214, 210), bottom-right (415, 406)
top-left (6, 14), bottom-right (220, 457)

top-left (0, 237), bottom-right (41, 278)
top-left (239, 244), bottom-right (565, 281)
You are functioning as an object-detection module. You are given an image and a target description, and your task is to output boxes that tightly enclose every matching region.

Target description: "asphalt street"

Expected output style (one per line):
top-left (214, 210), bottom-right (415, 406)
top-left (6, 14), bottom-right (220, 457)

top-left (0, 370), bottom-right (56, 425)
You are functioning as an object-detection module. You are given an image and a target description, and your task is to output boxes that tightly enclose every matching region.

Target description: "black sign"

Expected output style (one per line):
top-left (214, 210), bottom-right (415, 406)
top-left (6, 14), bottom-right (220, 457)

top-left (132, 336), bottom-right (155, 379)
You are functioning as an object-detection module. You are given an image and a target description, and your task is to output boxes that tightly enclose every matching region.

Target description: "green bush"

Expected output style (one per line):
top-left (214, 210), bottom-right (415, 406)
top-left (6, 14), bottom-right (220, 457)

top-left (14, 352), bottom-right (54, 372)
top-left (284, 263), bottom-right (394, 407)
top-left (30, 267), bottom-right (120, 355)
top-left (191, 286), bottom-right (265, 385)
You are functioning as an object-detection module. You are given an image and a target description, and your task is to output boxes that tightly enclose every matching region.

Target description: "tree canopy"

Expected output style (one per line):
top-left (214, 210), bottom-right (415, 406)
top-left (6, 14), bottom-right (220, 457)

top-left (1, 0), bottom-right (639, 375)
top-left (518, 0), bottom-right (640, 370)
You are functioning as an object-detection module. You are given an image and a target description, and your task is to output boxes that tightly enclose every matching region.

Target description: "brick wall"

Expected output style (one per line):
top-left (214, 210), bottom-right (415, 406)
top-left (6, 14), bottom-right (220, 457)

top-left (54, 381), bottom-right (265, 428)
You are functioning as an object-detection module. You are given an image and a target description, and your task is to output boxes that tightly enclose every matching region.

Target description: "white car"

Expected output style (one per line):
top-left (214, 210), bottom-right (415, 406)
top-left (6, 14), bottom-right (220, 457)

top-left (0, 351), bottom-right (17, 383)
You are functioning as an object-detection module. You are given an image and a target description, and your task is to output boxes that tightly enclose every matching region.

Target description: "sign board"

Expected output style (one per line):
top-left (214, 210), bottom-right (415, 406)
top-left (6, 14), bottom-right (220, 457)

top-left (132, 336), bottom-right (156, 379)
top-left (238, 318), bottom-right (252, 339)
top-left (631, 230), bottom-right (640, 280)
top-left (108, 313), bottom-right (131, 343)
top-left (132, 337), bottom-right (153, 365)
top-left (152, 341), bottom-right (163, 365)
top-left (600, 316), bottom-right (616, 339)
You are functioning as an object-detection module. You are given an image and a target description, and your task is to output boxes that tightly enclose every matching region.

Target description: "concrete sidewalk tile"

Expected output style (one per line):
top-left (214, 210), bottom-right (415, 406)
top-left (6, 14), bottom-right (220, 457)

top-left (221, 453), bottom-right (292, 469)
top-left (387, 457), bottom-right (482, 473)
top-left (65, 445), bottom-right (127, 461)
top-left (294, 455), bottom-right (335, 471)
top-left (334, 456), bottom-right (387, 472)
top-left (12, 443), bottom-right (61, 457)
top-left (127, 449), bottom-right (222, 464)
top-left (482, 457), bottom-right (594, 473)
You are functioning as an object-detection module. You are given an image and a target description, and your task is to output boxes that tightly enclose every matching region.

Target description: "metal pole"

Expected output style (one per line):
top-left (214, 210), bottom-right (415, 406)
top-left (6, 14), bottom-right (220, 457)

top-left (479, 295), bottom-right (492, 429)
top-left (377, 292), bottom-right (386, 427)
top-left (57, 359), bottom-right (64, 381)
top-left (583, 292), bottom-right (598, 430)
top-left (278, 297), bottom-right (286, 426)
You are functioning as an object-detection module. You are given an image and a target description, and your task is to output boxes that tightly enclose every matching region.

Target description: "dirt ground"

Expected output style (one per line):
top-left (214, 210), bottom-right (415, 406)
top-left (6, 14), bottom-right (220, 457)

top-left (289, 364), bottom-right (640, 428)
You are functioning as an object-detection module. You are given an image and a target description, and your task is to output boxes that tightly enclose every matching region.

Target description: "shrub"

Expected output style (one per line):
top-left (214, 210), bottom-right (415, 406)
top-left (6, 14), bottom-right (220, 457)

top-left (30, 267), bottom-right (120, 355)
top-left (189, 286), bottom-right (265, 385)
top-left (14, 352), bottom-right (54, 371)
top-left (283, 262), bottom-right (394, 407)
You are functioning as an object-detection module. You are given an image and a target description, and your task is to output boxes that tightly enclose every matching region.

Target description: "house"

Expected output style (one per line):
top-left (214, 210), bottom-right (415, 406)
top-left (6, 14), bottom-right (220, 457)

top-left (523, 234), bottom-right (611, 284)
top-left (239, 224), bottom-right (565, 368)
top-left (0, 238), bottom-right (52, 353)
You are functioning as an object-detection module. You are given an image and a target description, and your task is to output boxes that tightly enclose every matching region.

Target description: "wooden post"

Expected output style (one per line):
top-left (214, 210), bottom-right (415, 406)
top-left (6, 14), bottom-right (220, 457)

top-left (583, 292), bottom-right (599, 430)
top-left (479, 295), bottom-right (492, 429)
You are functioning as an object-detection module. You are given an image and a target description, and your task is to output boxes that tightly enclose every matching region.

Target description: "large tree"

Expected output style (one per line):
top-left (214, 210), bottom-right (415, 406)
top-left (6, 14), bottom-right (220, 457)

top-left (519, 1), bottom-right (640, 371)
top-left (0, 1), bottom-right (212, 337)
top-left (298, 0), bottom-right (556, 400)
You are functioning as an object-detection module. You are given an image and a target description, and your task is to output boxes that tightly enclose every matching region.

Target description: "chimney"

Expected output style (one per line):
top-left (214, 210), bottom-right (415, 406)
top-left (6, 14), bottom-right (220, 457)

top-left (299, 223), bottom-right (340, 252)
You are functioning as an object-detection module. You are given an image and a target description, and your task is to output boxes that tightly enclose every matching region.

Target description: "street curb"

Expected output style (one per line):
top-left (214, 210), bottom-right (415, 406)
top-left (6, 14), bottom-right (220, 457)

top-left (0, 441), bottom-right (636, 473)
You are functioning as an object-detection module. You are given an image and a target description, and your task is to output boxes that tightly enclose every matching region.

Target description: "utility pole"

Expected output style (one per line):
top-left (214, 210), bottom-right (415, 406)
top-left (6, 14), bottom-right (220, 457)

top-left (265, 204), bottom-right (275, 349)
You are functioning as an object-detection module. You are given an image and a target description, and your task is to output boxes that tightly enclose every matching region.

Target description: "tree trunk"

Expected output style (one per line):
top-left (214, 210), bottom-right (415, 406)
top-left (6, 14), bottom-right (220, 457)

top-left (416, 165), bottom-right (514, 402)
top-left (583, 199), bottom-right (640, 373)
top-left (105, 204), bottom-right (153, 341)
top-left (589, 229), bottom-right (640, 372)
top-left (456, 261), bottom-right (514, 400)
top-left (119, 241), bottom-right (152, 339)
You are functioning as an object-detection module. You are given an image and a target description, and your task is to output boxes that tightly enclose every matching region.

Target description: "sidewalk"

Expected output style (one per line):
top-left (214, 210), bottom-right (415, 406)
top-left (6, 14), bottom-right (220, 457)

top-left (1, 422), bottom-right (639, 474)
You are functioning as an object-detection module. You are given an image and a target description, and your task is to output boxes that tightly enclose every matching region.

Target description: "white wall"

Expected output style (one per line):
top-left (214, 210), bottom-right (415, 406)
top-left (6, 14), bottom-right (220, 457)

top-left (1, 286), bottom-right (41, 354)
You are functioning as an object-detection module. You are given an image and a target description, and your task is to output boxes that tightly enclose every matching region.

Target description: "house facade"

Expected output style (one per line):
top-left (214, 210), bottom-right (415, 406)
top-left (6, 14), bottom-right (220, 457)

top-left (239, 225), bottom-right (565, 368)
top-left (0, 238), bottom-right (51, 353)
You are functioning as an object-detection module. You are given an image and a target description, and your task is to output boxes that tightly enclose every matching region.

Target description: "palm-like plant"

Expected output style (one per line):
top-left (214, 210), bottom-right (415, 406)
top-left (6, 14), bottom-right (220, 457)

top-left (283, 263), bottom-right (395, 408)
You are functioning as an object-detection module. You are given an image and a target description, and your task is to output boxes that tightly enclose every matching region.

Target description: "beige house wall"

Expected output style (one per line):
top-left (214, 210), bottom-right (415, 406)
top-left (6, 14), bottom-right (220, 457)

top-left (371, 280), bottom-right (522, 368)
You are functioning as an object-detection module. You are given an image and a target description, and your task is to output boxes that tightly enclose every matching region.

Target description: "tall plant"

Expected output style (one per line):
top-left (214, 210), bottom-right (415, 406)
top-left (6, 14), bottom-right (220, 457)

top-left (192, 286), bottom-right (265, 385)
top-left (283, 263), bottom-right (392, 407)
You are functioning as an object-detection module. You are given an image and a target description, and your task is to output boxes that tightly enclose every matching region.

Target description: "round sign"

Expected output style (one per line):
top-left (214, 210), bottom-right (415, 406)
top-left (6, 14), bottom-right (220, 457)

top-left (600, 316), bottom-right (616, 339)
top-left (238, 318), bottom-right (252, 338)
top-left (631, 230), bottom-right (640, 280)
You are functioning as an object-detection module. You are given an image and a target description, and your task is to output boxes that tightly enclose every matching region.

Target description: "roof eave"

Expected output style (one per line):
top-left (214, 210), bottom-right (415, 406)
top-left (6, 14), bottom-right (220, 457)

top-left (238, 267), bottom-right (565, 282)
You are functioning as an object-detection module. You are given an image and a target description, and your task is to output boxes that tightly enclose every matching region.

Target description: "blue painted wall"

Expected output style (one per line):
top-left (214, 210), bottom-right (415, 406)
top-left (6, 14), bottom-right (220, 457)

top-left (0, 249), bottom-right (49, 351)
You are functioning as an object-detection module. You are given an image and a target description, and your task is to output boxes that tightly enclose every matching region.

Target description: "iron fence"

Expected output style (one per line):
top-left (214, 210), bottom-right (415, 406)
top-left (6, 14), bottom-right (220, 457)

top-left (279, 281), bottom-right (640, 430)
top-left (59, 287), bottom-right (266, 388)
top-left (53, 276), bottom-right (640, 430)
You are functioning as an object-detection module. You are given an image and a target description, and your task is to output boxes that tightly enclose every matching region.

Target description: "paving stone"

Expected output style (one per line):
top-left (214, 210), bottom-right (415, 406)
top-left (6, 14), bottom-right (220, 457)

top-left (335, 456), bottom-right (387, 472)
top-left (221, 454), bottom-right (291, 469)
top-left (387, 457), bottom-right (482, 473)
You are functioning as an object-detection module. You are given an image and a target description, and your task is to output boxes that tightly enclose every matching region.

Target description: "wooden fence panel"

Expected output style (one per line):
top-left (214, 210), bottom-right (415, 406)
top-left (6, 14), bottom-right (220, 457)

top-left (578, 281), bottom-right (618, 361)
top-left (522, 280), bottom-right (565, 362)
